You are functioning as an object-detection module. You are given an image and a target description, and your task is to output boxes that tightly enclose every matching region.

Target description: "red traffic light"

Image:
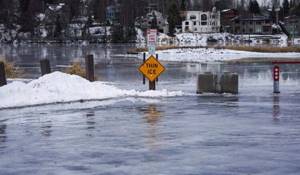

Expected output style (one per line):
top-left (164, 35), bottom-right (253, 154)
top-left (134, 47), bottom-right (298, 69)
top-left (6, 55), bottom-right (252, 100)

top-left (273, 66), bottom-right (280, 81)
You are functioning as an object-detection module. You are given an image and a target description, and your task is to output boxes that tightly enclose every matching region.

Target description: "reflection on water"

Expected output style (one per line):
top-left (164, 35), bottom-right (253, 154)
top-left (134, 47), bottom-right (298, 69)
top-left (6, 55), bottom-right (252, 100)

top-left (86, 111), bottom-right (96, 130)
top-left (273, 95), bottom-right (281, 121)
top-left (0, 123), bottom-right (7, 149)
top-left (41, 120), bottom-right (52, 137)
top-left (142, 105), bottom-right (163, 149)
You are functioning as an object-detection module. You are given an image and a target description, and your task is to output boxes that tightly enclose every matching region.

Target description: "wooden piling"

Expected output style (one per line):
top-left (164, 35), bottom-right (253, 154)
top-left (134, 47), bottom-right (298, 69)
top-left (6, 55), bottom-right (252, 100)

top-left (85, 55), bottom-right (95, 82)
top-left (0, 62), bottom-right (7, 87)
top-left (156, 53), bottom-right (159, 82)
top-left (220, 73), bottom-right (239, 94)
top-left (143, 53), bottom-right (146, 85)
top-left (40, 59), bottom-right (51, 76)
top-left (149, 81), bottom-right (156, 90)
top-left (197, 72), bottom-right (217, 94)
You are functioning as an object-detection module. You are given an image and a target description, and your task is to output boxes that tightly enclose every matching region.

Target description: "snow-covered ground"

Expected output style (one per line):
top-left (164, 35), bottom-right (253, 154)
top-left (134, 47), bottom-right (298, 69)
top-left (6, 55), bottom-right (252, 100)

top-left (139, 48), bottom-right (300, 63)
top-left (136, 31), bottom-right (289, 47)
top-left (0, 72), bottom-right (183, 109)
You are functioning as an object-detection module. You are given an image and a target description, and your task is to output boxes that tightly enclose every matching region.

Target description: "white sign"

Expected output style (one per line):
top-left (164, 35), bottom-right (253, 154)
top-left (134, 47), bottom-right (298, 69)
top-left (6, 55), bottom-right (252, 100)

top-left (147, 29), bottom-right (157, 55)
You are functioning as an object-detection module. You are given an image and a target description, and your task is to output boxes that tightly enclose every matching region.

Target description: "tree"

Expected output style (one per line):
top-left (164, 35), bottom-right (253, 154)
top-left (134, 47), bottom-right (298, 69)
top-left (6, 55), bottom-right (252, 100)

top-left (180, 0), bottom-right (186, 11)
top-left (291, 3), bottom-right (300, 16)
top-left (111, 24), bottom-right (124, 43)
top-left (54, 16), bottom-right (62, 38)
top-left (167, 1), bottom-right (181, 36)
top-left (150, 12), bottom-right (158, 29)
top-left (249, 0), bottom-right (260, 15)
top-left (283, 0), bottom-right (290, 17)
top-left (19, 0), bottom-right (43, 32)
top-left (215, 0), bottom-right (231, 10)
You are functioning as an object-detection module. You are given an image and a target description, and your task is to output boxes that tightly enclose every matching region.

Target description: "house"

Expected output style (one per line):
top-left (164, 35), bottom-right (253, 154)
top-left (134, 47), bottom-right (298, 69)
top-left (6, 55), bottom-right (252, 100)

top-left (181, 7), bottom-right (221, 33)
top-left (36, 3), bottom-right (68, 38)
top-left (106, 3), bottom-right (121, 25)
top-left (221, 9), bottom-right (238, 33)
top-left (135, 10), bottom-right (169, 34)
top-left (66, 16), bottom-right (88, 38)
top-left (231, 15), bottom-right (273, 35)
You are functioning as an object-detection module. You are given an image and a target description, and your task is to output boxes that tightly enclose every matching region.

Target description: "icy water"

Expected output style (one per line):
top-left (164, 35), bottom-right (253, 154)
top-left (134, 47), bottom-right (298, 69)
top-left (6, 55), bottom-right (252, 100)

top-left (1, 44), bottom-right (300, 175)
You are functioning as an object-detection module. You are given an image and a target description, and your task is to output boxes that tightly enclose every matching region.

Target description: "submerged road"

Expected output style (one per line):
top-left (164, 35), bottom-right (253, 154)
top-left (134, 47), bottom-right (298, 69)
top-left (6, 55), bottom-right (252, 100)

top-left (0, 44), bottom-right (300, 174)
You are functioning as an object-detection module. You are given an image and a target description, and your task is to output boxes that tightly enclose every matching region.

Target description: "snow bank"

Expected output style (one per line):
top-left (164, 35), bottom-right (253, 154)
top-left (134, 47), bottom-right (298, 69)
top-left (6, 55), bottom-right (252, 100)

top-left (152, 48), bottom-right (300, 62)
top-left (0, 72), bottom-right (183, 109)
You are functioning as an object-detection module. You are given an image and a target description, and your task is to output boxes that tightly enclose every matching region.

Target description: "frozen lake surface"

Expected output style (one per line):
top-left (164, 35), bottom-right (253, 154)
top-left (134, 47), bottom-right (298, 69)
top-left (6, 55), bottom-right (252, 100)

top-left (0, 44), bottom-right (300, 175)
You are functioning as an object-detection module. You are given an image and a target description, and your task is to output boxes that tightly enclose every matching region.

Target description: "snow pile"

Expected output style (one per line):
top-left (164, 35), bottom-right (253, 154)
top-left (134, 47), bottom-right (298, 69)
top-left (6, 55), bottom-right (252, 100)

top-left (135, 28), bottom-right (146, 44)
top-left (153, 48), bottom-right (300, 62)
top-left (0, 72), bottom-right (183, 109)
top-left (176, 33), bottom-right (227, 46)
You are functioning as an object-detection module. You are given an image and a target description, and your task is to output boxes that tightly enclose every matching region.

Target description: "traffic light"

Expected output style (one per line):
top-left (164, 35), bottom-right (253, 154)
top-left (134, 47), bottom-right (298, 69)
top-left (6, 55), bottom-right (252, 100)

top-left (273, 66), bottom-right (280, 81)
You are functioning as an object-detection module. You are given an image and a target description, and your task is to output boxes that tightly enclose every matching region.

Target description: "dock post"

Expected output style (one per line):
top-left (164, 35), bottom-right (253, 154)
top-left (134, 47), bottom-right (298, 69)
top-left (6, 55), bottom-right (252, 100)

top-left (40, 59), bottom-right (51, 76)
top-left (197, 72), bottom-right (217, 94)
top-left (85, 55), bottom-right (95, 82)
top-left (143, 53), bottom-right (146, 85)
top-left (220, 73), bottom-right (239, 94)
top-left (0, 62), bottom-right (7, 87)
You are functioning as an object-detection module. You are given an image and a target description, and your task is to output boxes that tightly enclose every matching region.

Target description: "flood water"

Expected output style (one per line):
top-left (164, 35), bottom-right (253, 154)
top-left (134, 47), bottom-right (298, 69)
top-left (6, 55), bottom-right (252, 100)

top-left (0, 44), bottom-right (300, 175)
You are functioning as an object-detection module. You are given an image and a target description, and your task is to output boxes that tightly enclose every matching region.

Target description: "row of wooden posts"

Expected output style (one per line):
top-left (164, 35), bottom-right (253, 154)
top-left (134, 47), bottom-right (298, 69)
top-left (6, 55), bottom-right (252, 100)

top-left (0, 55), bottom-right (95, 87)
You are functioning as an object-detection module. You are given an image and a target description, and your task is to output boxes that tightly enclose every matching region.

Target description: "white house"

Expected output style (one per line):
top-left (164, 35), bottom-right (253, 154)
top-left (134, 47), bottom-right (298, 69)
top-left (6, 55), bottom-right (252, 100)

top-left (182, 7), bottom-right (220, 33)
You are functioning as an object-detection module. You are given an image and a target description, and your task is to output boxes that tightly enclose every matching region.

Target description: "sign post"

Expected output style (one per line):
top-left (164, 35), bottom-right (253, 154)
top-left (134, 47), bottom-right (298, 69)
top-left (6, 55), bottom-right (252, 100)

top-left (140, 28), bottom-right (164, 90)
top-left (147, 29), bottom-right (157, 55)
top-left (139, 55), bottom-right (165, 90)
top-left (273, 65), bottom-right (280, 94)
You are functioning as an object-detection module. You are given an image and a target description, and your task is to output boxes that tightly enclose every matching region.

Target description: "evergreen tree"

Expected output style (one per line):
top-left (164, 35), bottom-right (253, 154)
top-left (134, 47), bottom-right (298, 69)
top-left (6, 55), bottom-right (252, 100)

top-left (54, 16), bottom-right (62, 38)
top-left (249, 0), bottom-right (260, 15)
top-left (180, 0), bottom-right (186, 11)
top-left (215, 0), bottom-right (230, 10)
top-left (283, 0), bottom-right (290, 17)
top-left (167, 1), bottom-right (181, 36)
top-left (291, 3), bottom-right (300, 16)
top-left (19, 0), bottom-right (43, 32)
top-left (151, 12), bottom-right (158, 29)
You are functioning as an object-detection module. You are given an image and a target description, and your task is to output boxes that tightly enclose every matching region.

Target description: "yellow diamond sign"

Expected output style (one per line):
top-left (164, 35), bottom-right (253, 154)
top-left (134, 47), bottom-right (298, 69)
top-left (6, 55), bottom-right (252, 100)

top-left (139, 55), bottom-right (165, 82)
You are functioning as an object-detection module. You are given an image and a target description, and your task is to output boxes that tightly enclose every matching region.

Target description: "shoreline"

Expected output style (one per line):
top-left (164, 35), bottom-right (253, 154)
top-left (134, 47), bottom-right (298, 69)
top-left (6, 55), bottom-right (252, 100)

top-left (128, 45), bottom-right (300, 54)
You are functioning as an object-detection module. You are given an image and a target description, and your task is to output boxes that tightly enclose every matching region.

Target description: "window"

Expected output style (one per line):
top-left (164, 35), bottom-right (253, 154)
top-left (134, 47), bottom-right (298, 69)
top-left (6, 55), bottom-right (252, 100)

top-left (194, 21), bottom-right (197, 26)
top-left (190, 15), bottom-right (196, 20)
top-left (185, 21), bottom-right (189, 25)
top-left (201, 22), bottom-right (207, 25)
top-left (201, 14), bottom-right (207, 21)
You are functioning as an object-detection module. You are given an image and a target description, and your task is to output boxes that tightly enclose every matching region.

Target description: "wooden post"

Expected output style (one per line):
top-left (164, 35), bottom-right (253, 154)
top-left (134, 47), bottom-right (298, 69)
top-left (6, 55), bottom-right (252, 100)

top-left (85, 54), bottom-right (95, 82)
top-left (40, 59), bottom-right (51, 76)
top-left (0, 62), bottom-right (7, 87)
top-left (143, 53), bottom-right (146, 85)
top-left (156, 53), bottom-right (159, 82)
top-left (149, 81), bottom-right (156, 90)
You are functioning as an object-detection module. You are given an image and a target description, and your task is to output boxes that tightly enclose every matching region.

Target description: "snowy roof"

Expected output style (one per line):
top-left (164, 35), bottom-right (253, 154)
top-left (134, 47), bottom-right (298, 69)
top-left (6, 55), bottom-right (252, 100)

top-left (221, 9), bottom-right (231, 12)
top-left (232, 15), bottom-right (271, 21)
top-left (48, 3), bottom-right (65, 12)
